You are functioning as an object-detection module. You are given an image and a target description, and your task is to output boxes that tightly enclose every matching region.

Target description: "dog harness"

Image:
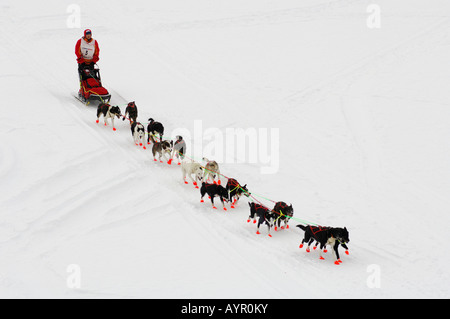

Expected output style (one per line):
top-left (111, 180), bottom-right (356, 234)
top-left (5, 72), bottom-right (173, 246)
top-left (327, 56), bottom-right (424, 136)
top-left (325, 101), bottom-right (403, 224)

top-left (309, 226), bottom-right (329, 238)
top-left (253, 203), bottom-right (269, 211)
top-left (227, 178), bottom-right (242, 193)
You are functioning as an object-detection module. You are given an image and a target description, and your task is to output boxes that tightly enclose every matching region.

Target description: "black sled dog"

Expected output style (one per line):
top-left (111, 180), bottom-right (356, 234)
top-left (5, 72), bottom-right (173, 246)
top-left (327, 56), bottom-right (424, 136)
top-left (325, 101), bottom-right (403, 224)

top-left (272, 202), bottom-right (294, 231)
top-left (96, 103), bottom-right (121, 131)
top-left (147, 118), bottom-right (164, 144)
top-left (225, 178), bottom-right (249, 208)
top-left (200, 182), bottom-right (228, 211)
top-left (123, 101), bottom-right (138, 124)
top-left (297, 225), bottom-right (350, 265)
top-left (248, 202), bottom-right (277, 237)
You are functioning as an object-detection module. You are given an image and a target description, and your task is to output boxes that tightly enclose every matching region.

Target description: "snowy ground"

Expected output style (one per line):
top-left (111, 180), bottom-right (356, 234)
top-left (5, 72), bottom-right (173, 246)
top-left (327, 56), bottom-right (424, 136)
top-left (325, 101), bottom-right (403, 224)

top-left (0, 0), bottom-right (449, 298)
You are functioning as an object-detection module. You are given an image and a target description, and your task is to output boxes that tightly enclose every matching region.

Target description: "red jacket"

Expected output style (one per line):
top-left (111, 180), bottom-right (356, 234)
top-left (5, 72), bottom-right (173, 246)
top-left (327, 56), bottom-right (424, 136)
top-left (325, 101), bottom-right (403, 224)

top-left (75, 37), bottom-right (99, 64)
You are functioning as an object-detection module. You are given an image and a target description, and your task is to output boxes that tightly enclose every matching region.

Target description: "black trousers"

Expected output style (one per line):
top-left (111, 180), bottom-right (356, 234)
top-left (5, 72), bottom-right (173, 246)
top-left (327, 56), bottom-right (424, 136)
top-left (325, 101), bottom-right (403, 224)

top-left (78, 62), bottom-right (95, 80)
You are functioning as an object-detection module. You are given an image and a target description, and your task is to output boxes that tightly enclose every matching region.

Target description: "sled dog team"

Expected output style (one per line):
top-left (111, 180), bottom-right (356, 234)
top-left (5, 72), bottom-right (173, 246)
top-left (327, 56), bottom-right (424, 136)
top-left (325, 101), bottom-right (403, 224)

top-left (95, 102), bottom-right (350, 265)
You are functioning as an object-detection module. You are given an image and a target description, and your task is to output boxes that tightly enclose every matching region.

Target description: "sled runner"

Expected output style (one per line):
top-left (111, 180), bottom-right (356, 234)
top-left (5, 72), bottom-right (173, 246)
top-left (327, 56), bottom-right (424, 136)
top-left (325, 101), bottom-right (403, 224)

top-left (77, 64), bottom-right (111, 105)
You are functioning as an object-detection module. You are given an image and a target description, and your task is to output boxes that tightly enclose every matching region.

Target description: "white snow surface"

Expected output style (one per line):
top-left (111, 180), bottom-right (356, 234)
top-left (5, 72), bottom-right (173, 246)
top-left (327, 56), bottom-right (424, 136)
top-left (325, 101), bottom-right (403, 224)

top-left (0, 0), bottom-right (449, 298)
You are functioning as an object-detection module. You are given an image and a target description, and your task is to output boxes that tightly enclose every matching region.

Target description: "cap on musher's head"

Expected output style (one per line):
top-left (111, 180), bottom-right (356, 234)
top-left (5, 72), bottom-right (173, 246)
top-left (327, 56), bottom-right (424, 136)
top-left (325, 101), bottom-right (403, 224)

top-left (84, 29), bottom-right (92, 37)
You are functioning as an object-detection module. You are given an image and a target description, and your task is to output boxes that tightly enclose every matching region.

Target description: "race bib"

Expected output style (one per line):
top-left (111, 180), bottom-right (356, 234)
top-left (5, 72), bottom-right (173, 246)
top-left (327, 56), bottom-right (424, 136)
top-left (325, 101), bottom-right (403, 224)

top-left (80, 39), bottom-right (96, 60)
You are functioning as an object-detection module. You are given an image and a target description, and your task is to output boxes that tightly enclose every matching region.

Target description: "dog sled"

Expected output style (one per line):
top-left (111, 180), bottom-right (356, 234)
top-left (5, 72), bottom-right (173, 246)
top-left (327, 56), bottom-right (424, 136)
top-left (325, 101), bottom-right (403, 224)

top-left (77, 64), bottom-right (111, 105)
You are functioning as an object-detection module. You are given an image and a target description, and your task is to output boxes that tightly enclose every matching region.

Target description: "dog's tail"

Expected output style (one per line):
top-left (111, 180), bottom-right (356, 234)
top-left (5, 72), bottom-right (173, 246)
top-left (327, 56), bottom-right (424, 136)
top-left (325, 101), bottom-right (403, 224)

top-left (296, 224), bottom-right (307, 231)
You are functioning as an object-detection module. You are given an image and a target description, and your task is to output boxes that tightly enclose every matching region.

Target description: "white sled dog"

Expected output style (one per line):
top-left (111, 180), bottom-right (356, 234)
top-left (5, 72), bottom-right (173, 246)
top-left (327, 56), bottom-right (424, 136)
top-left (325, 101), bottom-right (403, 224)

top-left (131, 121), bottom-right (146, 149)
top-left (181, 159), bottom-right (203, 188)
